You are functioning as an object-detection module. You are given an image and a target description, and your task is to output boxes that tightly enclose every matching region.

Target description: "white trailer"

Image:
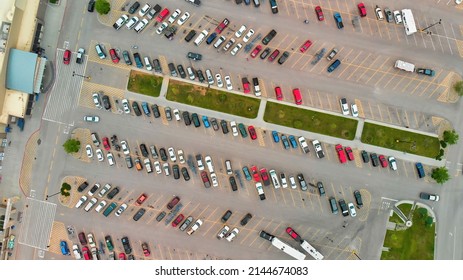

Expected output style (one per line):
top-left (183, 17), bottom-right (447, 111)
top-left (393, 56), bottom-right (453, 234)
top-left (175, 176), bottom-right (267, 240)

top-left (300, 240), bottom-right (324, 260)
top-left (395, 60), bottom-right (415, 72)
top-left (271, 237), bottom-right (306, 260)
top-left (401, 9), bottom-right (417, 35)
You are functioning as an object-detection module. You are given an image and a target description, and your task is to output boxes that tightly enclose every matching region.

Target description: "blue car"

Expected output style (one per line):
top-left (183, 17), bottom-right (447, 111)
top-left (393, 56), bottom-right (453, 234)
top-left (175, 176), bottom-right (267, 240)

top-left (272, 131), bottom-right (280, 143)
top-left (60, 241), bottom-right (70, 256)
top-left (281, 135), bottom-right (290, 150)
top-left (334, 12), bottom-right (344, 29)
top-left (141, 102), bottom-right (151, 116)
top-left (288, 135), bottom-right (298, 149)
top-left (202, 116), bottom-right (210, 128)
top-left (242, 166), bottom-right (252, 181)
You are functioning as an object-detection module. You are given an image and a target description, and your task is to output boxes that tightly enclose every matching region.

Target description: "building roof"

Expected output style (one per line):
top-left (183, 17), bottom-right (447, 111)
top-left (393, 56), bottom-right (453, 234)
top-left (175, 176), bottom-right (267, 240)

top-left (6, 48), bottom-right (37, 94)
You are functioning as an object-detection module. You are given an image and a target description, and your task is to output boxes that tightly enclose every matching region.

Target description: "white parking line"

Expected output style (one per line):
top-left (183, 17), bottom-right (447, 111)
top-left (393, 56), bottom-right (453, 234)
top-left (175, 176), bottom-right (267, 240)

top-left (442, 22), bottom-right (454, 55)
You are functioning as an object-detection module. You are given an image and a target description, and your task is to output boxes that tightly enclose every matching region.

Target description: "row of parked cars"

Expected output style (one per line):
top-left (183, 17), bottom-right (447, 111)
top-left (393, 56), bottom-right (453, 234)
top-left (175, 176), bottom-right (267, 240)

top-left (328, 190), bottom-right (363, 217)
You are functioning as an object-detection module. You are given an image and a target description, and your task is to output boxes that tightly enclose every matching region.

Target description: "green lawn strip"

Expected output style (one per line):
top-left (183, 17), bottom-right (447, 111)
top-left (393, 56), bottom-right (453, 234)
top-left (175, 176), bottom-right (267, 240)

top-left (381, 207), bottom-right (435, 260)
top-left (166, 80), bottom-right (260, 119)
top-left (127, 70), bottom-right (163, 97)
top-left (263, 102), bottom-right (358, 140)
top-left (389, 212), bottom-right (403, 224)
top-left (397, 203), bottom-right (413, 218)
top-left (361, 122), bottom-right (440, 158)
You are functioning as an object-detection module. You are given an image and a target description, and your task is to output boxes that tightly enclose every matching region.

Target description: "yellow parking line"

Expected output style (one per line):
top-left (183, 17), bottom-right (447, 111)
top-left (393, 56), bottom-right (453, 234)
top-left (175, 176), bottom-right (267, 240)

top-left (391, 76), bottom-right (406, 90)
top-left (292, 54), bottom-right (308, 69)
top-left (413, 69), bottom-right (444, 95)
top-left (241, 217), bottom-right (266, 245)
top-left (401, 78), bottom-right (417, 93)
top-left (346, 52), bottom-right (370, 80)
top-left (368, 57), bottom-right (390, 85)
top-left (386, 107), bottom-right (393, 123)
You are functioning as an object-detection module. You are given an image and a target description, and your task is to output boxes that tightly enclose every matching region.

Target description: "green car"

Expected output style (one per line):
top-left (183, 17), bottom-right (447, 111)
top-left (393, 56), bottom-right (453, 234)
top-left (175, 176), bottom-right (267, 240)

top-left (105, 235), bottom-right (114, 251)
top-left (103, 202), bottom-right (117, 217)
top-left (238, 123), bottom-right (248, 138)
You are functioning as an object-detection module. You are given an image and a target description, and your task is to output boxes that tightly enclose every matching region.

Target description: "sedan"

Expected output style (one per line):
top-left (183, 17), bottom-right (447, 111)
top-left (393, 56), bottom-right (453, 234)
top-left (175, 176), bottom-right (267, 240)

top-left (85, 145), bottom-right (93, 158)
top-left (275, 87), bottom-right (283, 100)
top-left (260, 47), bottom-right (271, 59)
top-left (120, 140), bottom-right (129, 155)
top-left (277, 51), bottom-right (289, 65)
top-left (339, 98), bottom-right (349, 115)
top-left (351, 104), bottom-right (359, 117)
top-left (167, 196), bottom-right (180, 210)
top-left (102, 137), bottom-right (110, 151)
top-left (248, 126), bottom-right (257, 140)
top-left (156, 22), bottom-right (168, 35)
top-left (297, 174), bottom-right (308, 191)
top-left (109, 49), bottom-right (119, 63)
top-left (235, 25), bottom-right (246, 38)
top-left (177, 12), bottom-right (190, 25)
top-left (357, 3), bottom-right (367, 17)
top-left (121, 99), bottom-right (130, 114)
top-left (215, 74), bottom-right (223, 87)
top-left (251, 166), bottom-right (260, 182)
top-left (299, 40), bottom-right (312, 53)
top-left (224, 76), bottom-right (233, 90)
top-left (243, 29), bottom-right (255, 42)
top-left (95, 149), bottom-right (104, 162)
top-left (393, 10), bottom-right (402, 24)
top-left (240, 213), bottom-right (253, 226)
top-left (63, 49), bottom-right (71, 65)
top-left (172, 214), bottom-right (184, 227)
top-left (379, 155), bottom-right (388, 168)
top-left (268, 49), bottom-right (280, 62)
top-left (115, 203), bottom-right (127, 217)
top-left (168, 147), bottom-right (177, 162)
top-left (315, 6), bottom-right (324, 21)
top-left (141, 243), bottom-right (150, 257)
top-left (230, 43), bottom-right (243, 56)
top-left (345, 147), bottom-right (354, 161)
top-left (83, 115), bottom-right (99, 123)
top-left (250, 45), bottom-right (262, 58)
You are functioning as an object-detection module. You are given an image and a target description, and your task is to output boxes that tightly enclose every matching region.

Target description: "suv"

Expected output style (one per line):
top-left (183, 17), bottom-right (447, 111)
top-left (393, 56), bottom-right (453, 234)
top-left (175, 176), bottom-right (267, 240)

top-left (262, 29), bottom-right (277, 45)
top-left (220, 120), bottom-right (229, 134)
top-left (182, 111), bottom-right (191, 126)
top-left (353, 190), bottom-right (363, 208)
top-left (185, 30), bottom-right (197, 42)
top-left (107, 187), bottom-right (120, 199)
top-left (78, 182), bottom-right (89, 192)
top-left (317, 182), bottom-right (326, 196)
top-left (187, 52), bottom-right (202, 61)
top-left (191, 113), bottom-right (200, 127)
top-left (329, 197), bottom-right (338, 214)
top-left (338, 199), bottom-right (349, 216)
top-left (121, 236), bottom-right (132, 254)
top-left (240, 213), bottom-right (253, 226)
top-left (370, 153), bottom-right (379, 167)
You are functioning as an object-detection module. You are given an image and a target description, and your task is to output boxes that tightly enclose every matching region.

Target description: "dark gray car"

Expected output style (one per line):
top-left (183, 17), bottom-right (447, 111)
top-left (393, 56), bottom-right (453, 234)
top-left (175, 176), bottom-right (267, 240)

top-left (153, 59), bottom-right (162, 73)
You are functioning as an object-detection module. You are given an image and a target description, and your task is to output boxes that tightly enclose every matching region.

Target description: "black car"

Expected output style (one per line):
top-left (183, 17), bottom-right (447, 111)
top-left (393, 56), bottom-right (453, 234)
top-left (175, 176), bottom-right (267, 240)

top-left (262, 29), bottom-right (277, 45)
top-left (177, 65), bottom-right (186, 78)
top-left (151, 104), bottom-right (160, 118)
top-left (156, 211), bottom-right (166, 222)
top-left (128, 1), bottom-right (140, 14)
top-left (338, 199), bottom-right (349, 217)
top-left (220, 120), bottom-right (229, 134)
top-left (259, 230), bottom-right (274, 241)
top-left (240, 213), bottom-right (253, 226)
top-left (370, 153), bottom-right (379, 167)
top-left (77, 181), bottom-right (89, 192)
top-left (185, 30), bottom-right (197, 42)
top-left (121, 236), bottom-right (132, 254)
top-left (87, 0), bottom-right (95, 12)
top-left (187, 52), bottom-right (202, 61)
top-left (164, 106), bottom-right (172, 121)
top-left (317, 182), bottom-right (326, 196)
top-left (139, 144), bottom-right (149, 157)
top-left (229, 176), bottom-right (238, 191)
top-left (221, 210), bottom-right (232, 223)
top-left (182, 111), bottom-right (191, 126)
top-left (159, 148), bottom-right (168, 161)
top-left (102, 95), bottom-right (111, 110)
top-left (125, 156), bottom-right (133, 169)
top-left (172, 164), bottom-right (180, 179)
top-left (107, 187), bottom-right (120, 199)
top-left (133, 208), bottom-right (146, 221)
top-left (210, 118), bottom-right (219, 131)
top-left (122, 51), bottom-right (132, 65)
top-left (361, 150), bottom-right (369, 163)
top-left (168, 63), bottom-right (178, 77)
top-left (278, 51), bottom-right (290, 65)
top-left (153, 59), bottom-right (162, 73)
top-left (191, 113), bottom-right (200, 127)
top-left (196, 70), bottom-right (205, 83)
top-left (181, 167), bottom-right (190, 181)
top-left (260, 47), bottom-right (271, 59)
top-left (353, 190), bottom-right (363, 208)
top-left (131, 101), bottom-right (142, 116)
top-left (297, 174), bottom-right (308, 191)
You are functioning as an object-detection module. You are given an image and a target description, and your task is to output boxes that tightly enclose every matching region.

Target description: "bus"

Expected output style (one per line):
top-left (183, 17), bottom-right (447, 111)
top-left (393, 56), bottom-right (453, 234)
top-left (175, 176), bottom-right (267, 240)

top-left (401, 9), bottom-right (417, 35)
top-left (300, 240), bottom-right (324, 260)
top-left (271, 237), bottom-right (306, 260)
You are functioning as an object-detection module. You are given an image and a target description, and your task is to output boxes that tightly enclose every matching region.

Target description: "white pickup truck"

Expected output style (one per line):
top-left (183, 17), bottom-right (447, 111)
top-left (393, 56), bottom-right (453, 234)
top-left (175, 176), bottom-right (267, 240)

top-left (187, 219), bottom-right (203, 235)
top-left (312, 140), bottom-right (325, 159)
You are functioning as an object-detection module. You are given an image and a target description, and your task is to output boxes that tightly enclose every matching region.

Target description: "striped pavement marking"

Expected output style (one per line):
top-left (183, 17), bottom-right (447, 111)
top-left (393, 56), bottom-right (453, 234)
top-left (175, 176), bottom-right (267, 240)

top-left (158, 55), bottom-right (169, 75)
top-left (357, 189), bottom-right (371, 222)
top-left (354, 98), bottom-right (365, 118)
top-left (79, 81), bottom-right (126, 111)
top-left (256, 128), bottom-right (266, 147)
top-left (48, 221), bottom-right (71, 256)
top-left (354, 149), bottom-right (363, 168)
top-left (437, 72), bottom-right (457, 102)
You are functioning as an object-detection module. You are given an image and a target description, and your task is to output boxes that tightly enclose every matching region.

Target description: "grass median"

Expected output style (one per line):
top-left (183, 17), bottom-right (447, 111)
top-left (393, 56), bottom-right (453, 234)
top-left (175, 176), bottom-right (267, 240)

top-left (263, 102), bottom-right (358, 140)
top-left (127, 70), bottom-right (162, 97)
top-left (166, 80), bottom-right (260, 119)
top-left (361, 122), bottom-right (440, 158)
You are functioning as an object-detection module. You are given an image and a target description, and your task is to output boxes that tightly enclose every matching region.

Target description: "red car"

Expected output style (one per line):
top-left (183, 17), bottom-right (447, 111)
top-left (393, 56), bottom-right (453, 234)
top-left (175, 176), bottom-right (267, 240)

top-left (315, 6), bottom-right (324, 21)
top-left (286, 227), bottom-right (301, 241)
top-left (292, 88), bottom-right (302, 105)
top-left (167, 196), bottom-right (180, 210)
top-left (135, 193), bottom-right (147, 206)
top-left (335, 144), bottom-right (347, 164)
top-left (259, 168), bottom-right (269, 183)
top-left (201, 171), bottom-right (211, 188)
top-left (248, 126), bottom-right (257, 140)
top-left (242, 78), bottom-right (251, 94)
top-left (250, 45), bottom-right (262, 58)
top-left (357, 3), bottom-right (367, 17)
top-left (172, 214), bottom-right (184, 227)
top-left (379, 155), bottom-right (388, 168)
top-left (119, 252), bottom-right (126, 260)
top-left (275, 87), bottom-right (283, 100)
top-left (63, 49), bottom-right (71, 65)
top-left (215, 18), bottom-right (230, 34)
top-left (109, 48), bottom-right (119, 63)
top-left (102, 137), bottom-right (110, 151)
top-left (268, 49), bottom-right (280, 62)
top-left (156, 8), bottom-right (169, 23)
top-left (251, 165), bottom-right (260, 182)
top-left (299, 40), bottom-right (312, 53)
top-left (142, 243), bottom-right (150, 257)
top-left (345, 147), bottom-right (354, 161)
top-left (82, 246), bottom-right (91, 260)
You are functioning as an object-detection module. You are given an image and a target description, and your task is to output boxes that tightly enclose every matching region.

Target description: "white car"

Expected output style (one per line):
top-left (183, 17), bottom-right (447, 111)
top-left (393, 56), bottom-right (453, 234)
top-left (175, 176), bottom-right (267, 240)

top-left (235, 25), bottom-right (246, 38)
top-left (205, 156), bottom-right (214, 172)
top-left (196, 156), bottom-right (204, 170)
top-left (134, 18), bottom-right (149, 33)
top-left (115, 203), bottom-right (127, 217)
top-left (154, 161), bottom-right (162, 174)
top-left (217, 225), bottom-right (230, 239)
top-left (388, 156), bottom-right (398, 171)
top-left (224, 76), bottom-right (233, 90)
top-left (351, 104), bottom-right (359, 117)
top-left (107, 152), bottom-right (115, 166)
top-left (289, 176), bottom-right (297, 189)
top-left (210, 172), bottom-right (219, 187)
top-left (168, 9), bottom-right (181, 24)
top-left (96, 149), bottom-right (104, 162)
top-left (230, 121), bottom-right (238, 136)
top-left (144, 158), bottom-right (152, 173)
top-left (95, 200), bottom-right (107, 213)
top-left (92, 93), bottom-right (102, 109)
top-left (348, 203), bottom-right (357, 217)
top-left (226, 228), bottom-right (239, 242)
top-left (139, 3), bottom-right (151, 17)
top-left (173, 109), bottom-right (181, 121)
top-left (156, 22), bottom-right (169, 35)
top-left (187, 219), bottom-right (203, 235)
top-left (121, 99), bottom-right (131, 114)
top-left (230, 43), bottom-right (243, 56)
top-left (85, 144), bottom-right (93, 158)
top-left (280, 173), bottom-right (288, 188)
top-left (98, 183), bottom-right (112, 198)
top-left (120, 140), bottom-right (130, 155)
top-left (126, 16), bottom-right (139, 29)
top-left (75, 195), bottom-right (87, 208)
top-left (215, 74), bottom-right (224, 88)
top-left (255, 182), bottom-right (266, 200)
top-left (178, 150), bottom-right (185, 164)
top-left (72, 245), bottom-right (82, 260)
top-left (340, 98), bottom-right (349, 115)
top-left (163, 162), bottom-right (170, 176)
top-left (84, 198), bottom-right (98, 212)
top-left (269, 170), bottom-right (280, 189)
top-left (168, 147), bottom-right (177, 162)
top-left (177, 12), bottom-right (190, 25)
top-left (375, 6), bottom-right (384, 20)
top-left (243, 29), bottom-right (255, 43)
top-left (76, 47), bottom-right (85, 64)
top-left (84, 115), bottom-right (100, 123)
top-left (393, 10), bottom-right (402, 24)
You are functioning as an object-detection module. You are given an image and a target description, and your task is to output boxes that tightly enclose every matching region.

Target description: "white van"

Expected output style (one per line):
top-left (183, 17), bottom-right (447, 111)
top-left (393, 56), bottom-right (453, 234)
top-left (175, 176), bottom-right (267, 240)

top-left (213, 36), bottom-right (226, 48)
top-left (194, 30), bottom-right (209, 46)
top-left (144, 57), bottom-right (152, 71)
top-left (205, 69), bottom-right (214, 85)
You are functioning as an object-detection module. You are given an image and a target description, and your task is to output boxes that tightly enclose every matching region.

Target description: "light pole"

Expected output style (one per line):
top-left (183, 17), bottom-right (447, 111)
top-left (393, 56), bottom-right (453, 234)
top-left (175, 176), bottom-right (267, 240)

top-left (72, 71), bottom-right (90, 80)
top-left (45, 191), bottom-right (60, 200)
top-left (421, 19), bottom-right (442, 35)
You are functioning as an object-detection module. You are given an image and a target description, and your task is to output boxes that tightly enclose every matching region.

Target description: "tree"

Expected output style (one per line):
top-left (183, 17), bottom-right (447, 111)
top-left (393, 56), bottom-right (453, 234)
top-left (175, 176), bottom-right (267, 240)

top-left (63, 139), bottom-right (80, 153)
top-left (95, 0), bottom-right (110, 15)
top-left (443, 130), bottom-right (459, 145)
top-left (431, 167), bottom-right (450, 184)
top-left (454, 81), bottom-right (463, 96)
top-left (61, 183), bottom-right (71, 197)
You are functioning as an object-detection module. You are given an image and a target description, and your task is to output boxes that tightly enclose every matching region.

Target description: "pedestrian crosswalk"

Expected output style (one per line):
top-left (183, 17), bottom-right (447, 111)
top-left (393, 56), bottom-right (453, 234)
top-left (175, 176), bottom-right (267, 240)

top-left (42, 49), bottom-right (87, 125)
